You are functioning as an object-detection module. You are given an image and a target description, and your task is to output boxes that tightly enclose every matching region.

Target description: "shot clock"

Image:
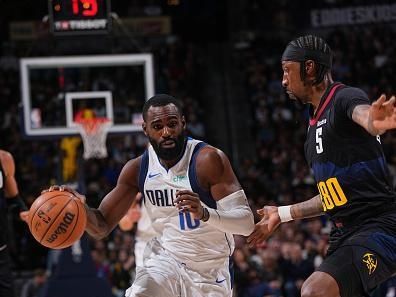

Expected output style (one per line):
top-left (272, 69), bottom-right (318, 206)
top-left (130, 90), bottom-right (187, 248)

top-left (48, 0), bottom-right (111, 35)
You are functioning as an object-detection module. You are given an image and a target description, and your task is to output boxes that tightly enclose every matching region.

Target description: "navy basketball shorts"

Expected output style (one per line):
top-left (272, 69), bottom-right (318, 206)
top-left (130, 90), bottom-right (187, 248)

top-left (318, 229), bottom-right (396, 297)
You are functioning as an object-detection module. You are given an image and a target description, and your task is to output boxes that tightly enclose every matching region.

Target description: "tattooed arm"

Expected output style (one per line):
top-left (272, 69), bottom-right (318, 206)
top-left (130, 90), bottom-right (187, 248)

top-left (247, 194), bottom-right (324, 247)
top-left (291, 194), bottom-right (324, 219)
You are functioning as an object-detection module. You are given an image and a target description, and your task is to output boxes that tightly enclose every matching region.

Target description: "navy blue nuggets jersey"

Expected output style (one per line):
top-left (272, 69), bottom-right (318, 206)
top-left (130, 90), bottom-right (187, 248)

top-left (304, 83), bottom-right (396, 227)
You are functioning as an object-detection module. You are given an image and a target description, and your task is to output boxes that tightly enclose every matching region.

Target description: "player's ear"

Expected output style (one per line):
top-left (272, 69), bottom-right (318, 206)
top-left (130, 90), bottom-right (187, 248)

top-left (142, 122), bottom-right (148, 136)
top-left (305, 60), bottom-right (315, 76)
top-left (181, 116), bottom-right (186, 129)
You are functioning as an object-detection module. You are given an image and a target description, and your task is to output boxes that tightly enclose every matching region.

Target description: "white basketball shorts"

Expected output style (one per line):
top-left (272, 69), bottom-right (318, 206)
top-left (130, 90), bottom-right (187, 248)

top-left (125, 238), bottom-right (232, 297)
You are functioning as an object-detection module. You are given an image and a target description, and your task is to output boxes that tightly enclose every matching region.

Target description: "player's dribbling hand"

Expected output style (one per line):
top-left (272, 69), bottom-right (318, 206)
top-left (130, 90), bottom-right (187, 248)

top-left (42, 185), bottom-right (86, 204)
top-left (247, 206), bottom-right (281, 248)
top-left (175, 190), bottom-right (203, 220)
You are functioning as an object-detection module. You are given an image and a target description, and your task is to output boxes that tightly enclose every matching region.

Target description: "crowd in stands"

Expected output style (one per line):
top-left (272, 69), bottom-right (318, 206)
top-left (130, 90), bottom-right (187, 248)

top-left (1, 6), bottom-right (396, 297)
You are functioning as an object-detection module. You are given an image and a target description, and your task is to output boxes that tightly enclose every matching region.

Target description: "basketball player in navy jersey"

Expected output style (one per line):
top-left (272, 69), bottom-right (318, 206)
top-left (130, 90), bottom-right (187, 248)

top-left (50, 94), bottom-right (255, 297)
top-left (0, 149), bottom-right (29, 296)
top-left (248, 34), bottom-right (396, 297)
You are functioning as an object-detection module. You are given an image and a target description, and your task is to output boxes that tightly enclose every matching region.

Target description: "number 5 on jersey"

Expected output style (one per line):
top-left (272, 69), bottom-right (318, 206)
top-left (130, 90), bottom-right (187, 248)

top-left (316, 127), bottom-right (323, 154)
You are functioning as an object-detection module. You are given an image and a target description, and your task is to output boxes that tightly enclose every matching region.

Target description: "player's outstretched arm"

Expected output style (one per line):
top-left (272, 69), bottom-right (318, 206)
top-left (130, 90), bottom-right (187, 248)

top-left (50, 158), bottom-right (141, 240)
top-left (175, 146), bottom-right (255, 236)
top-left (247, 194), bottom-right (323, 247)
top-left (352, 94), bottom-right (396, 136)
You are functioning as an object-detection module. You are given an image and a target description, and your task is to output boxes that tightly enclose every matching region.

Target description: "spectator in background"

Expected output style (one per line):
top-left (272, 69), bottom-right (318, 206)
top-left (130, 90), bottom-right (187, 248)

top-left (20, 268), bottom-right (47, 297)
top-left (91, 248), bottom-right (112, 284)
top-left (280, 242), bottom-right (314, 297)
top-left (111, 249), bottom-right (135, 297)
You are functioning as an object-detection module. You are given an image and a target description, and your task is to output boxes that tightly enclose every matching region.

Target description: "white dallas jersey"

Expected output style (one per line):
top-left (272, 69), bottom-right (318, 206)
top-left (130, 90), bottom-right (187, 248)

top-left (138, 138), bottom-right (234, 263)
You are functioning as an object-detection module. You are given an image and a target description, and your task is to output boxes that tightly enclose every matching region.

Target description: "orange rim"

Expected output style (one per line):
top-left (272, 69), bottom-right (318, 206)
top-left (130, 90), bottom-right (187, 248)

top-left (75, 118), bottom-right (110, 134)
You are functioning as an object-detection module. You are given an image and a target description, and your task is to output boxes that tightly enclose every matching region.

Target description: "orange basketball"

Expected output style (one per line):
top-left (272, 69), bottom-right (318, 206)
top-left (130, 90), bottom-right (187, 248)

top-left (28, 190), bottom-right (87, 249)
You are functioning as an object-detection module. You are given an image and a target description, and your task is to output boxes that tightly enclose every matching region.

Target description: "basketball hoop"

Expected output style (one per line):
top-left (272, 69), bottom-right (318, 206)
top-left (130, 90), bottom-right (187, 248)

top-left (75, 118), bottom-right (112, 159)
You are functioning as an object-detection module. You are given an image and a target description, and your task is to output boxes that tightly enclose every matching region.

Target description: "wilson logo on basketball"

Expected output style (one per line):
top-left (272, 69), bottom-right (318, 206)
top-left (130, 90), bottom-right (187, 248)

top-left (46, 212), bottom-right (75, 243)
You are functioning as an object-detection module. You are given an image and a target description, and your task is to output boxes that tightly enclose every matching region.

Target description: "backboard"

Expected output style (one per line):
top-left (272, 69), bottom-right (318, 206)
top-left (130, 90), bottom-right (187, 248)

top-left (20, 54), bottom-right (154, 137)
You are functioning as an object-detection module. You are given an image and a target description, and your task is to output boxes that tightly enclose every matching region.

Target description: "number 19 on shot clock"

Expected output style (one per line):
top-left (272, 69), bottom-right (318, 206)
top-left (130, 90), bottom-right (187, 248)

top-left (48, 0), bottom-right (111, 35)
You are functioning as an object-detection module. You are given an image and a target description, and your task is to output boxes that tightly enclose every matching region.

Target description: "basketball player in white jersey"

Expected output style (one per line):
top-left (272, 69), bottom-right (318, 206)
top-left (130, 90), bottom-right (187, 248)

top-left (119, 192), bottom-right (157, 267)
top-left (134, 200), bottom-right (157, 267)
top-left (49, 94), bottom-right (255, 297)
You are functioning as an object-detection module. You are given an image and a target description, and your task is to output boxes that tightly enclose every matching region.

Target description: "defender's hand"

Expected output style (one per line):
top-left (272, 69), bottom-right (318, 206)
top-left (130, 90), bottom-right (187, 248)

top-left (175, 190), bottom-right (203, 220)
top-left (370, 94), bottom-right (396, 133)
top-left (247, 206), bottom-right (281, 247)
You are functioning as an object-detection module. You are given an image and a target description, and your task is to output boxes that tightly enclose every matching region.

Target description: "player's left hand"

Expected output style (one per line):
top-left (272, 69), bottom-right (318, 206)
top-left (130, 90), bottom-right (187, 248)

top-left (370, 94), bottom-right (396, 133)
top-left (247, 206), bottom-right (281, 248)
top-left (43, 185), bottom-right (86, 204)
top-left (175, 190), bottom-right (203, 220)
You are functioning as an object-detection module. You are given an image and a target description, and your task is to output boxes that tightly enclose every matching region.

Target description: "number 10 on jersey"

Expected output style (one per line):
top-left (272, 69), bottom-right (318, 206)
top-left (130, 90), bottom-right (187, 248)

top-left (179, 211), bottom-right (200, 230)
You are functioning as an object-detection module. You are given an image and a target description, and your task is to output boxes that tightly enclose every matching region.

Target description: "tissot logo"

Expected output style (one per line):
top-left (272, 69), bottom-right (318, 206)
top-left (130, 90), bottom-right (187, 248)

top-left (46, 212), bottom-right (75, 243)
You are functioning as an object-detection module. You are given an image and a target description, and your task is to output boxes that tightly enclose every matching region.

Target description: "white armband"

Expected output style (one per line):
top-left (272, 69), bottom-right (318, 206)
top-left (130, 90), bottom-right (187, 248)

top-left (204, 190), bottom-right (255, 236)
top-left (278, 205), bottom-right (293, 222)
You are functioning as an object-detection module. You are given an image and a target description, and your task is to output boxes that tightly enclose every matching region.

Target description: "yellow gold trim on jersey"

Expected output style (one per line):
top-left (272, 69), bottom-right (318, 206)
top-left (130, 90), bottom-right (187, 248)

top-left (317, 177), bottom-right (348, 211)
top-left (362, 253), bottom-right (377, 275)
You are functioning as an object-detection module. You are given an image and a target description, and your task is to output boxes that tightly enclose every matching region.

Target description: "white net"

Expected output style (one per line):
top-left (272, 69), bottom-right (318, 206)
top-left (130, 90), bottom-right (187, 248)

top-left (76, 119), bottom-right (112, 159)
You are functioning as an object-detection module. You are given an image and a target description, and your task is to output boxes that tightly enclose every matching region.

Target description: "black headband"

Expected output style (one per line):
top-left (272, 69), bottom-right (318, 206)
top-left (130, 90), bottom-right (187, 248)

top-left (281, 44), bottom-right (332, 68)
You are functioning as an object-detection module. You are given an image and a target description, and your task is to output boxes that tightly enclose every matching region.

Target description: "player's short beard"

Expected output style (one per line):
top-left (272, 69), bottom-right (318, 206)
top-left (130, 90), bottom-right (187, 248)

top-left (149, 133), bottom-right (186, 161)
top-left (285, 85), bottom-right (307, 106)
